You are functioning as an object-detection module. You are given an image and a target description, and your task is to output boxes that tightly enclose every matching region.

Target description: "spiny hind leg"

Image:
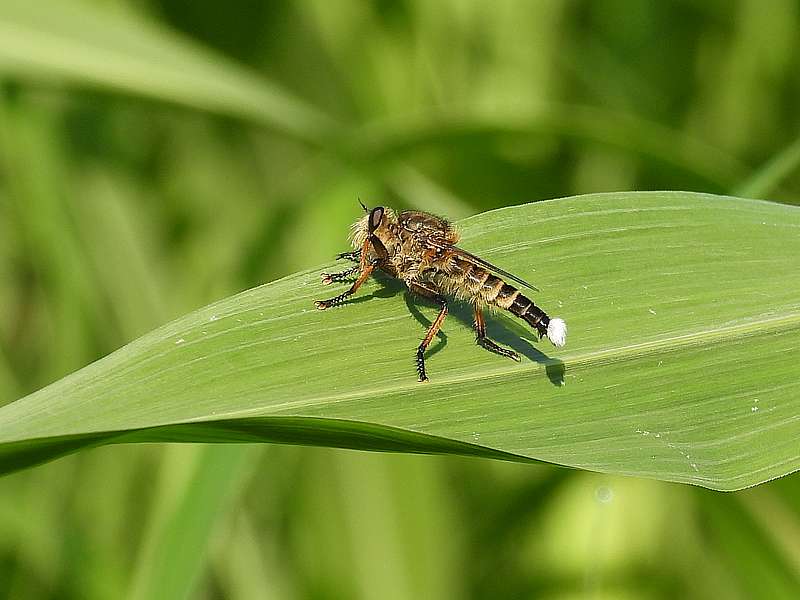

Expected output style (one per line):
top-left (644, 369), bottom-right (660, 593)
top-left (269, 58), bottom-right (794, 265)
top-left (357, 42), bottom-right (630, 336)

top-left (408, 282), bottom-right (448, 382)
top-left (474, 307), bottom-right (520, 362)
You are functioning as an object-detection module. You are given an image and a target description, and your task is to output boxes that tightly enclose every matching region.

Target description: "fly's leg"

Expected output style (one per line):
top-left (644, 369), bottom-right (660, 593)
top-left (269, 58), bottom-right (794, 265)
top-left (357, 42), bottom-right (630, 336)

top-left (317, 240), bottom-right (374, 309)
top-left (336, 249), bottom-right (361, 262)
top-left (314, 264), bottom-right (374, 309)
top-left (408, 282), bottom-right (448, 382)
top-left (474, 307), bottom-right (520, 361)
top-left (321, 264), bottom-right (359, 285)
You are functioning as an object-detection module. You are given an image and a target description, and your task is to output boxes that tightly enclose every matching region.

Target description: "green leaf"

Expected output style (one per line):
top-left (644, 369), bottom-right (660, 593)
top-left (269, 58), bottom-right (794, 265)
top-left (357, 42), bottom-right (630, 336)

top-left (128, 445), bottom-right (252, 600)
top-left (0, 0), bottom-right (335, 141)
top-left (1, 192), bottom-right (798, 490)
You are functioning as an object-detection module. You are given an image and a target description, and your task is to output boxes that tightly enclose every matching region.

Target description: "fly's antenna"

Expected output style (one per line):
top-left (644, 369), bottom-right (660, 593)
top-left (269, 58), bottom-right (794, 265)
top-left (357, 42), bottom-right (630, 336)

top-left (358, 197), bottom-right (369, 213)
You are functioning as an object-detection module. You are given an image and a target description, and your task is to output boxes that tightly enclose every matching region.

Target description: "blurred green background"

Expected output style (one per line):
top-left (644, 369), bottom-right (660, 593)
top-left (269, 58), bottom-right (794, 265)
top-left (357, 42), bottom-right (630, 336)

top-left (1, 0), bottom-right (799, 598)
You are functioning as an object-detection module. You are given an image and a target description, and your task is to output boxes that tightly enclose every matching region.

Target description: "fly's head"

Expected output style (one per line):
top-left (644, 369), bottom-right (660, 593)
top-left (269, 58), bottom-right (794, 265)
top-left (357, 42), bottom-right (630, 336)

top-left (349, 204), bottom-right (399, 259)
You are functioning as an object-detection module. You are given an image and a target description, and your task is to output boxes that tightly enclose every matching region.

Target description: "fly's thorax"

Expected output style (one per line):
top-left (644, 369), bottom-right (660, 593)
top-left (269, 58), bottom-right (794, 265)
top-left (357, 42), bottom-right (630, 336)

top-left (386, 235), bottom-right (421, 280)
top-left (373, 222), bottom-right (402, 257)
top-left (397, 211), bottom-right (460, 245)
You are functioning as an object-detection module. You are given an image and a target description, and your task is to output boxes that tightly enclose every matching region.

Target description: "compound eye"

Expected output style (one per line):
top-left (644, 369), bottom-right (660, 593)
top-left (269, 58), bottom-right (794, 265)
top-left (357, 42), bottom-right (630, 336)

top-left (369, 206), bottom-right (384, 232)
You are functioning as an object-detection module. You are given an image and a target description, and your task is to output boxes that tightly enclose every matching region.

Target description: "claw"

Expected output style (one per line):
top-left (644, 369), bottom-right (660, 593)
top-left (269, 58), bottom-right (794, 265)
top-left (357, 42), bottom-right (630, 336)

top-left (321, 274), bottom-right (333, 285)
top-left (314, 300), bottom-right (328, 310)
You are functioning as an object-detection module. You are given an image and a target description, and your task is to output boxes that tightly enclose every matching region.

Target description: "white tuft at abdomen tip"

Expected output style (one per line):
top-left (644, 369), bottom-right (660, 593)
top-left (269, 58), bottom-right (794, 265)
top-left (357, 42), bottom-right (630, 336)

top-left (546, 318), bottom-right (567, 347)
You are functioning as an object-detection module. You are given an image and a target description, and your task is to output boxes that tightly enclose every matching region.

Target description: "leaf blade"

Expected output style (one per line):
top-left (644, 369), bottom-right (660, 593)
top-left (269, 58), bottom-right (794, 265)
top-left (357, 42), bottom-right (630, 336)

top-left (1, 192), bottom-right (799, 490)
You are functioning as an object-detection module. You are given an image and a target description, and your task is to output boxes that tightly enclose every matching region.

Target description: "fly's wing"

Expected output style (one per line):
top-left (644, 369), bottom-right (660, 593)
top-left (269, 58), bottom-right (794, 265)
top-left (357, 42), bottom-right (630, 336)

top-left (426, 231), bottom-right (541, 292)
top-left (454, 247), bottom-right (541, 292)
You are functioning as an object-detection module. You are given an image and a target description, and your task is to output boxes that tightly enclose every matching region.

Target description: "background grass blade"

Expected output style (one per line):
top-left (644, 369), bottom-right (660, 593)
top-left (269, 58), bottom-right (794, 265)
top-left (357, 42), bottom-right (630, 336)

top-left (735, 136), bottom-right (800, 199)
top-left (0, 0), bottom-right (335, 141)
top-left (127, 445), bottom-right (252, 600)
top-left (1, 191), bottom-right (799, 491)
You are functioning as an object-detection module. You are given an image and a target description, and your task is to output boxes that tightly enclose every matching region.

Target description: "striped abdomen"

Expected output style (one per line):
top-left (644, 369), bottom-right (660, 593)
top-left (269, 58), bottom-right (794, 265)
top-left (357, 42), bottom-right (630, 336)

top-left (493, 282), bottom-right (550, 338)
top-left (445, 255), bottom-right (551, 338)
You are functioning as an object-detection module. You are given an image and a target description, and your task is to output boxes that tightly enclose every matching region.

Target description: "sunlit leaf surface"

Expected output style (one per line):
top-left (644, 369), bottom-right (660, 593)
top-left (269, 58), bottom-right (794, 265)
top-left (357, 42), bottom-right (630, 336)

top-left (1, 192), bottom-right (798, 490)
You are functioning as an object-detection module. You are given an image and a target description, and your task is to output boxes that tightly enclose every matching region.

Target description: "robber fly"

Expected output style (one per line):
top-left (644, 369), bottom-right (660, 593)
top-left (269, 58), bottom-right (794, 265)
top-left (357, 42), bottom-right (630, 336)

top-left (314, 202), bottom-right (566, 382)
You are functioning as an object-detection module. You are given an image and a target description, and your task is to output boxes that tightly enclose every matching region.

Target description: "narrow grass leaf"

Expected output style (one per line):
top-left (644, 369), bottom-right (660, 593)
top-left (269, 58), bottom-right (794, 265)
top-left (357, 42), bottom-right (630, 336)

top-left (735, 136), bottom-right (800, 200)
top-left (0, 0), bottom-right (335, 141)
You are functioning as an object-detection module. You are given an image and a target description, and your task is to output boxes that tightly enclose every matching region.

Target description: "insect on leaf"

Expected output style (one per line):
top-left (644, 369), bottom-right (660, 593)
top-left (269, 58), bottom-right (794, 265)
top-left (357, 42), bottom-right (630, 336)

top-left (0, 192), bottom-right (798, 491)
